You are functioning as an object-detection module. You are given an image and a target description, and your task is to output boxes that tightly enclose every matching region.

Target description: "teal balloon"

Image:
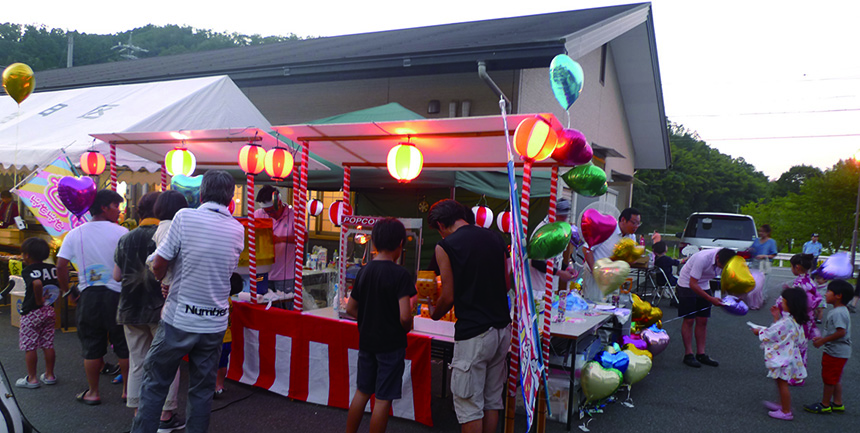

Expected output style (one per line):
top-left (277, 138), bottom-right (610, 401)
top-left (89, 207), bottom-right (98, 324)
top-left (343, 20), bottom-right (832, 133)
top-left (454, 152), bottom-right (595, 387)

top-left (561, 164), bottom-right (607, 197)
top-left (171, 174), bottom-right (202, 208)
top-left (528, 222), bottom-right (572, 260)
top-left (549, 54), bottom-right (585, 110)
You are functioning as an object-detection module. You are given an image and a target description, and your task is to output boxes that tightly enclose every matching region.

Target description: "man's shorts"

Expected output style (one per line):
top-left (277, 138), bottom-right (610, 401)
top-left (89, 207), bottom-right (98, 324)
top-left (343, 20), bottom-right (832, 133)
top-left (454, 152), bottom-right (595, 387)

top-left (821, 352), bottom-right (848, 385)
top-left (451, 324), bottom-right (511, 424)
top-left (676, 286), bottom-right (713, 319)
top-left (76, 286), bottom-right (129, 360)
top-left (356, 348), bottom-right (406, 401)
top-left (19, 305), bottom-right (55, 351)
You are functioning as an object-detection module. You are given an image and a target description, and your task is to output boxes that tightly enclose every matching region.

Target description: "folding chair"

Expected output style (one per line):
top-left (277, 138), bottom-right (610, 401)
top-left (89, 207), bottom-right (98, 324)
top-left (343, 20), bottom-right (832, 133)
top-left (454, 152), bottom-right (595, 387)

top-left (651, 267), bottom-right (679, 306)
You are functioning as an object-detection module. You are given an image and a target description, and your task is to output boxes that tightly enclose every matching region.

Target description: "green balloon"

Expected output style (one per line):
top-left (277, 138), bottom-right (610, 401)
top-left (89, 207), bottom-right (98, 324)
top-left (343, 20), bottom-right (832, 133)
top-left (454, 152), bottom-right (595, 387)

top-left (528, 222), bottom-right (572, 260)
top-left (561, 164), bottom-right (608, 197)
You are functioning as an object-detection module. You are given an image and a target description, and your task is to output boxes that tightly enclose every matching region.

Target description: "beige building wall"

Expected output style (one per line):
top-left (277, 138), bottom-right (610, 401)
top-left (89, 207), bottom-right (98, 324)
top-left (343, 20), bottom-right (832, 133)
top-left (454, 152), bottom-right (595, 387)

top-left (240, 70), bottom-right (517, 125)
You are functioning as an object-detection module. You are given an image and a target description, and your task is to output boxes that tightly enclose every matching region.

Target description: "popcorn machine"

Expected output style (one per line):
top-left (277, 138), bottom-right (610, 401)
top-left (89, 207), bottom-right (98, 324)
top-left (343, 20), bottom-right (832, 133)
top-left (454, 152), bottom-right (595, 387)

top-left (335, 216), bottom-right (423, 318)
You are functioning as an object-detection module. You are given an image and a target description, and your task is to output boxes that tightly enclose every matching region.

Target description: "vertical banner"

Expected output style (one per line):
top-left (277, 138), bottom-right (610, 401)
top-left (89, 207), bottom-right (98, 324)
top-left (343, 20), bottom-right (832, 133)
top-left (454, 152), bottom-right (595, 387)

top-left (13, 156), bottom-right (90, 236)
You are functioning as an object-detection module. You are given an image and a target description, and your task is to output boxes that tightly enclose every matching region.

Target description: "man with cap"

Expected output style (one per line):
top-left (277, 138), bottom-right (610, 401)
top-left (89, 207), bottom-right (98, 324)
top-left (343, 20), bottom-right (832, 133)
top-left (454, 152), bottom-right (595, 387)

top-left (803, 233), bottom-right (823, 268)
top-left (254, 185), bottom-right (296, 308)
top-left (529, 199), bottom-right (576, 302)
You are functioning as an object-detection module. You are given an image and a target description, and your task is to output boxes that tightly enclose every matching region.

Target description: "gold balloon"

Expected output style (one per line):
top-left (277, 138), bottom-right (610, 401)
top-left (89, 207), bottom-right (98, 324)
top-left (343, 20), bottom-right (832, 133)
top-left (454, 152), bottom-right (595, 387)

top-left (593, 258), bottom-right (630, 295)
top-left (621, 350), bottom-right (652, 385)
top-left (631, 294), bottom-right (663, 329)
top-left (622, 343), bottom-right (653, 360)
top-left (721, 256), bottom-right (755, 295)
top-left (610, 238), bottom-right (646, 264)
top-left (580, 361), bottom-right (623, 402)
top-left (2, 63), bottom-right (35, 104)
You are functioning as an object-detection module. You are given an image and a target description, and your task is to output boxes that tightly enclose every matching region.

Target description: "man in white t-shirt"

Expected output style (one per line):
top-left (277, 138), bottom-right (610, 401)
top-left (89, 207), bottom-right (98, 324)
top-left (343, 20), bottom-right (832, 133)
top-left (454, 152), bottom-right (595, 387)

top-left (57, 189), bottom-right (129, 405)
top-left (131, 171), bottom-right (244, 433)
top-left (582, 208), bottom-right (658, 301)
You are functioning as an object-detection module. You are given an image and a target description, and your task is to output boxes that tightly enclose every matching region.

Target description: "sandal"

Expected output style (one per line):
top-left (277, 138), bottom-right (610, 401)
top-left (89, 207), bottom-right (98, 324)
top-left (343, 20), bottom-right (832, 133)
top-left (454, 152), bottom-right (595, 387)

top-left (112, 374), bottom-right (123, 384)
top-left (75, 389), bottom-right (101, 406)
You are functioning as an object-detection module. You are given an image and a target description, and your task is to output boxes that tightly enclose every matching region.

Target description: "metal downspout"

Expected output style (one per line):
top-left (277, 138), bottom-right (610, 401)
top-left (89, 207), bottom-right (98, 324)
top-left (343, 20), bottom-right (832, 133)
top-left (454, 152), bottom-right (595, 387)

top-left (477, 61), bottom-right (511, 113)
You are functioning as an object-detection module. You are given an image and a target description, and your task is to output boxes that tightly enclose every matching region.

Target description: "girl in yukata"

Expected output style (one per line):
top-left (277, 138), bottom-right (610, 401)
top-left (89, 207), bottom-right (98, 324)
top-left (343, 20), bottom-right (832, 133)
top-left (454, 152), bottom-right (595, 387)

top-left (779, 253), bottom-right (821, 385)
top-left (753, 287), bottom-right (808, 421)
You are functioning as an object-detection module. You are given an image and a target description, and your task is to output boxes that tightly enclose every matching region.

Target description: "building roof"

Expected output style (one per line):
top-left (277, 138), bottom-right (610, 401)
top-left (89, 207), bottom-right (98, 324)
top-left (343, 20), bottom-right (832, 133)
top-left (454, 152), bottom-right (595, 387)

top-left (36, 3), bottom-right (646, 90)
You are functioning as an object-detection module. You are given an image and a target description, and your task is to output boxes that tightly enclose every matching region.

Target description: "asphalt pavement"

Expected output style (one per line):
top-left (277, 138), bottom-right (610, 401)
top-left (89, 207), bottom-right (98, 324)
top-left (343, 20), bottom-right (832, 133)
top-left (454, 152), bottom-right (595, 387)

top-left (1, 267), bottom-right (857, 432)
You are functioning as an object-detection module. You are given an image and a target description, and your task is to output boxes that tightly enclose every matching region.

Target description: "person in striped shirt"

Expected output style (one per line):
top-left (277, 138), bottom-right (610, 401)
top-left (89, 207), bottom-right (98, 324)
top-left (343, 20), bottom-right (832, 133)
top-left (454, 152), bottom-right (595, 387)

top-left (130, 171), bottom-right (244, 433)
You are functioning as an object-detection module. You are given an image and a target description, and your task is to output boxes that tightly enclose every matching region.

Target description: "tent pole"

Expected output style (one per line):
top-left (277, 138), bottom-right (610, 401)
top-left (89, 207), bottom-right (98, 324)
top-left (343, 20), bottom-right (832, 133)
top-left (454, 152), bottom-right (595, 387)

top-left (248, 173), bottom-right (257, 304)
top-left (293, 141), bottom-right (309, 311)
top-left (110, 143), bottom-right (117, 191)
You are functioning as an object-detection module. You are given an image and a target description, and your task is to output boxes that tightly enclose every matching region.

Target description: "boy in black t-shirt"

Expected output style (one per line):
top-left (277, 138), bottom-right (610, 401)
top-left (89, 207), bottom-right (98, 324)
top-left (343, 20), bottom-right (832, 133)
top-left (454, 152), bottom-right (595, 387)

top-left (345, 218), bottom-right (416, 433)
top-left (15, 237), bottom-right (59, 389)
top-left (653, 241), bottom-right (684, 287)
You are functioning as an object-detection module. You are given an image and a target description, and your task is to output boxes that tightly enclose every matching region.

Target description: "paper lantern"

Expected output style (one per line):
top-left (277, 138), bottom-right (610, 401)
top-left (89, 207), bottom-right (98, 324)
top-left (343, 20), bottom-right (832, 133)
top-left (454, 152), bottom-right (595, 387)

top-left (513, 116), bottom-right (559, 162)
top-left (329, 200), bottom-right (346, 226)
top-left (79, 151), bottom-right (106, 176)
top-left (264, 146), bottom-right (293, 181)
top-left (387, 142), bottom-right (423, 183)
top-left (472, 205), bottom-right (494, 229)
top-left (165, 148), bottom-right (196, 176)
top-left (308, 199), bottom-right (324, 216)
top-left (497, 210), bottom-right (512, 233)
top-left (238, 143), bottom-right (265, 174)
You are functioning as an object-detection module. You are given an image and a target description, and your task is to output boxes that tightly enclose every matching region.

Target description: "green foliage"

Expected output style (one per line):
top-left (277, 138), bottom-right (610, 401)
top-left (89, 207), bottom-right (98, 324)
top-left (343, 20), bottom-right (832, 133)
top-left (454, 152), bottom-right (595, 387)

top-left (0, 22), bottom-right (302, 71)
top-left (743, 160), bottom-right (858, 253)
top-left (769, 164), bottom-right (823, 198)
top-left (632, 122), bottom-right (770, 236)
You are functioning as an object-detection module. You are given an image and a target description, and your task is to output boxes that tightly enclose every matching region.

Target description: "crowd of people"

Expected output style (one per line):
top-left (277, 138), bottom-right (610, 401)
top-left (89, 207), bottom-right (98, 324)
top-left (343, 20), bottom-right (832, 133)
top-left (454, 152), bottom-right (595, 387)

top-left (10, 187), bottom-right (857, 431)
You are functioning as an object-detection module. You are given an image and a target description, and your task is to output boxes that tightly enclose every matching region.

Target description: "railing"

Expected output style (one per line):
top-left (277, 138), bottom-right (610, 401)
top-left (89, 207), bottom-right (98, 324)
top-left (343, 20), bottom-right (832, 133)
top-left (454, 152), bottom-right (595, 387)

top-left (773, 253), bottom-right (860, 269)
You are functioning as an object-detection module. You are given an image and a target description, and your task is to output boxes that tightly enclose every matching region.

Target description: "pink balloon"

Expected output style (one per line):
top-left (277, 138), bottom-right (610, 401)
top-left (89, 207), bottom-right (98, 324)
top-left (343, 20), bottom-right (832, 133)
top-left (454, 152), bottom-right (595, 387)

top-left (642, 326), bottom-right (670, 355)
top-left (58, 176), bottom-right (96, 217)
top-left (551, 128), bottom-right (593, 166)
top-left (581, 209), bottom-right (617, 247)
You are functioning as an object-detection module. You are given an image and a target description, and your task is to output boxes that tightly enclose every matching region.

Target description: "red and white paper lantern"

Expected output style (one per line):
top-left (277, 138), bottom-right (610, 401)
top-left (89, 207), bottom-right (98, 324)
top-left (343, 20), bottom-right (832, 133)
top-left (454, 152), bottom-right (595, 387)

top-left (308, 199), bottom-right (324, 216)
top-left (471, 205), bottom-right (494, 229)
top-left (329, 200), bottom-right (346, 226)
top-left (496, 210), bottom-right (512, 233)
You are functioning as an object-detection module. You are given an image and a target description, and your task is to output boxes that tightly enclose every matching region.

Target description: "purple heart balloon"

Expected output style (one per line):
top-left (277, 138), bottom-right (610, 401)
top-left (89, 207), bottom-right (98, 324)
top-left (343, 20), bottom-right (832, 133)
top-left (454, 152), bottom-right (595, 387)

top-left (812, 252), bottom-right (853, 280)
top-left (622, 334), bottom-right (647, 350)
top-left (642, 326), bottom-right (670, 355)
top-left (58, 176), bottom-right (96, 217)
top-left (569, 225), bottom-right (584, 249)
top-left (721, 295), bottom-right (749, 316)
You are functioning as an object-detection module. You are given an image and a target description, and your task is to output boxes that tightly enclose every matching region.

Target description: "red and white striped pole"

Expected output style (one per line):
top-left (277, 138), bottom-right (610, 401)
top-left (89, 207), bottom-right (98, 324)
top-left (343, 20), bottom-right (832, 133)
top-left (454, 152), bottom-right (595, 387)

top-left (161, 161), bottom-right (168, 191)
top-left (541, 166), bottom-right (559, 364)
top-left (338, 165), bottom-right (352, 304)
top-left (110, 143), bottom-right (117, 191)
top-left (508, 160), bottom-right (533, 398)
top-left (293, 142), bottom-right (309, 311)
top-left (247, 174), bottom-right (257, 303)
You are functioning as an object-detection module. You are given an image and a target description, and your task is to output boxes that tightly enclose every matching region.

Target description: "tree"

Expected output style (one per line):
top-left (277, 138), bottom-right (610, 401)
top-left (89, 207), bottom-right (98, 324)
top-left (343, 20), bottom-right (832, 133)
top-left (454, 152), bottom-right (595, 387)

top-left (742, 159), bottom-right (859, 254)
top-left (770, 165), bottom-right (823, 198)
top-left (632, 122), bottom-right (770, 235)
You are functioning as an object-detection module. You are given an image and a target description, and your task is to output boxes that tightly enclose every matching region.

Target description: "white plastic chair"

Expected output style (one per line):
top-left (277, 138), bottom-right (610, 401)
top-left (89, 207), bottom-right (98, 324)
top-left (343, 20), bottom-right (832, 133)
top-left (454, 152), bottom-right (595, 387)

top-left (651, 267), bottom-right (679, 306)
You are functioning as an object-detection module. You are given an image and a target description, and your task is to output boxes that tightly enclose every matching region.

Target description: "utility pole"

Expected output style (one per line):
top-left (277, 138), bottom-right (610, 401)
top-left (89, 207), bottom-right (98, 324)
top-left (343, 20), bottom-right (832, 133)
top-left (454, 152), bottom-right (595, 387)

top-left (662, 203), bottom-right (669, 234)
top-left (734, 203), bottom-right (740, 214)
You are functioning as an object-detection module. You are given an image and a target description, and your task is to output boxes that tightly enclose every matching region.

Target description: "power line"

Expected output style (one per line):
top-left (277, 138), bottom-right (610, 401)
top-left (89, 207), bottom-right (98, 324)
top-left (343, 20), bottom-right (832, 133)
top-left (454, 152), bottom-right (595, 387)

top-left (672, 107), bottom-right (860, 118)
top-left (705, 133), bottom-right (860, 141)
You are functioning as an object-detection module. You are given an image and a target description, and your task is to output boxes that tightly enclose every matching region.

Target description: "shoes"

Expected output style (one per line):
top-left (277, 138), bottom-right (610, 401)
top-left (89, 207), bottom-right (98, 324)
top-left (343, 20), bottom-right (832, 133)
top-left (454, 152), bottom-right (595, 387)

top-left (788, 378), bottom-right (804, 386)
top-left (39, 373), bottom-right (57, 385)
top-left (831, 403), bottom-right (845, 412)
top-left (100, 363), bottom-right (120, 376)
top-left (15, 377), bottom-right (40, 389)
top-left (696, 354), bottom-right (719, 367)
top-left (157, 414), bottom-right (186, 433)
top-left (75, 389), bottom-right (101, 406)
top-left (804, 402), bottom-right (831, 414)
top-left (762, 401), bottom-right (782, 411)
top-left (768, 410), bottom-right (793, 420)
top-left (683, 354), bottom-right (701, 368)
top-left (112, 374), bottom-right (123, 384)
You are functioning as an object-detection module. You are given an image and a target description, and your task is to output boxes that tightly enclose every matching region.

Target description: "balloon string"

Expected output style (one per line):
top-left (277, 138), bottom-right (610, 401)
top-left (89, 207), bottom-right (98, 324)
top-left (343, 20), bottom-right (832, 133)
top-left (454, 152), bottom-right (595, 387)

top-left (661, 306), bottom-right (713, 324)
top-left (566, 110), bottom-right (571, 129)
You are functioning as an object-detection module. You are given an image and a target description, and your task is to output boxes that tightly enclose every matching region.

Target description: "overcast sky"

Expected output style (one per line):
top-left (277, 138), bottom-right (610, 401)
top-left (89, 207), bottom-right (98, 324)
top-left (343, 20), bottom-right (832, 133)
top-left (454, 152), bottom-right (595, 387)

top-left (5, 0), bottom-right (859, 179)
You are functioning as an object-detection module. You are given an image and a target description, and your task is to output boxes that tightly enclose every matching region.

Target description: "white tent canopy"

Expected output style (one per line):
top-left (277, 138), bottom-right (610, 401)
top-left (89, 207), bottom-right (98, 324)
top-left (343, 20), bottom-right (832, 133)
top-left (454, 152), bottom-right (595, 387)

top-left (0, 75), bottom-right (272, 172)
